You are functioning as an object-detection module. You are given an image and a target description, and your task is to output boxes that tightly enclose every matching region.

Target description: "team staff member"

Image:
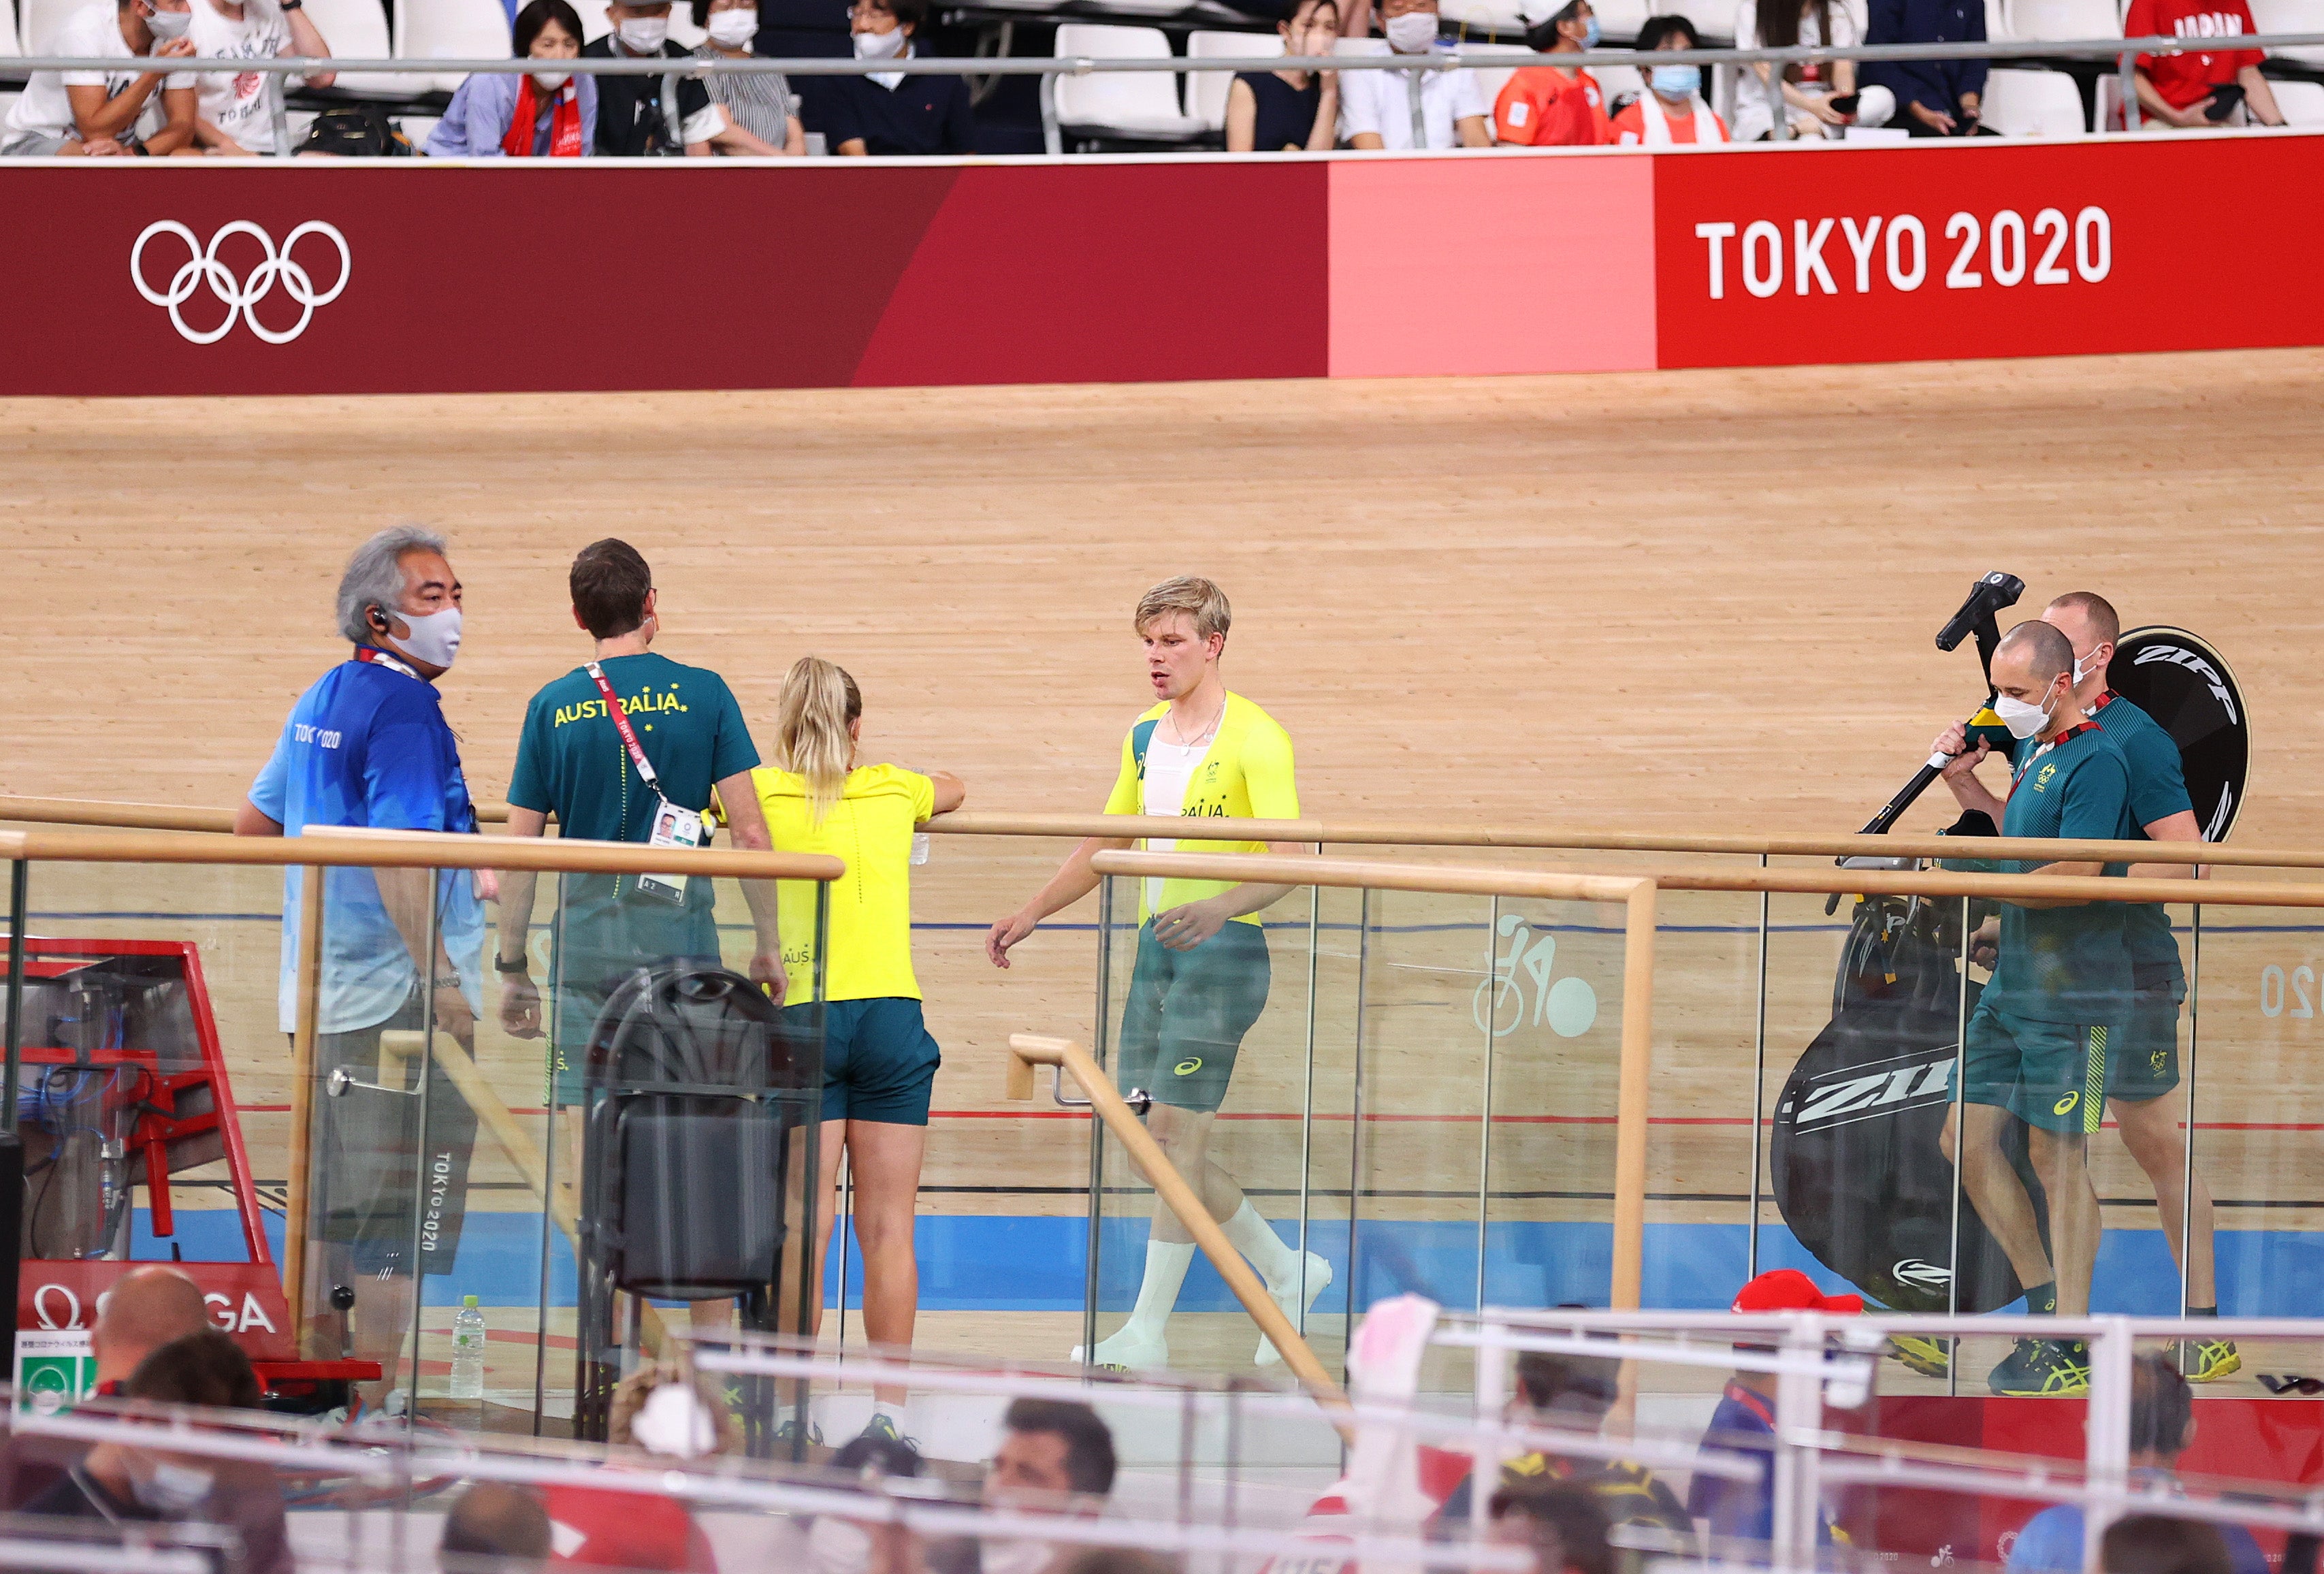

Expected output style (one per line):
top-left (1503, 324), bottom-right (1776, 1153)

top-left (2122, 0), bottom-right (2283, 127)
top-left (1493, 0), bottom-right (1611, 146)
top-left (1937, 593), bottom-right (2231, 1381)
top-left (988, 576), bottom-right (1327, 1372)
top-left (1933, 619), bottom-right (2137, 1398)
top-left (235, 526), bottom-right (485, 1415)
top-left (496, 540), bottom-right (785, 1334)
top-left (754, 656), bottom-right (965, 1445)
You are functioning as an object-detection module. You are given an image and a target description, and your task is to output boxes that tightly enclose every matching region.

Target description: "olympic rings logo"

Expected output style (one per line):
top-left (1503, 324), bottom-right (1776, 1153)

top-left (130, 219), bottom-right (351, 344)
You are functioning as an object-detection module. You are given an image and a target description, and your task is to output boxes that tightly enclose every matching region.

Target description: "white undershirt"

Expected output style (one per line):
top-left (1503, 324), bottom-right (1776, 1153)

top-left (1140, 737), bottom-right (1208, 914)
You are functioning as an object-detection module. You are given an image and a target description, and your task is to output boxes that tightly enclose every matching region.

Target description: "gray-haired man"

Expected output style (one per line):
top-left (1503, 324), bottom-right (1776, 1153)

top-left (234, 526), bottom-right (483, 1414)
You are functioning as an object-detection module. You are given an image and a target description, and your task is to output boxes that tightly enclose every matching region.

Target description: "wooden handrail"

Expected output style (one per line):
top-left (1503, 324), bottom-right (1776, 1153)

top-left (8, 794), bottom-right (2323, 871)
top-left (0, 826), bottom-right (841, 881)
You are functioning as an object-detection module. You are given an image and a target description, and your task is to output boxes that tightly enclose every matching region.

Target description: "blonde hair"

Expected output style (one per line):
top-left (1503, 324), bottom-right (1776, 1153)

top-left (775, 656), bottom-right (863, 824)
top-left (1134, 576), bottom-right (1231, 643)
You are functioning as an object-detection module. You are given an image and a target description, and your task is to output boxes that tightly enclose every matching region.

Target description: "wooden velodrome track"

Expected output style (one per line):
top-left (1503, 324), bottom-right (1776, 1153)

top-left (5, 348), bottom-right (2324, 1392)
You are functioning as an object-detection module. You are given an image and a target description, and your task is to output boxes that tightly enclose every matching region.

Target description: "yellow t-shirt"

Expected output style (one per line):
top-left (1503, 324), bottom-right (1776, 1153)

top-left (1102, 691), bottom-right (1298, 925)
top-left (752, 762), bottom-right (936, 1003)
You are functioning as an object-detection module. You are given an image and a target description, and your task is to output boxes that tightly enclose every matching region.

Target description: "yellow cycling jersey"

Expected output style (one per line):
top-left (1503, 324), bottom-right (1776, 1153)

top-left (753, 762), bottom-right (935, 1002)
top-left (1103, 691), bottom-right (1298, 925)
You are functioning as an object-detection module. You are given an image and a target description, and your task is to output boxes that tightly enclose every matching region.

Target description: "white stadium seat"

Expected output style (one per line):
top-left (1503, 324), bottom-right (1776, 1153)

top-left (1982, 64), bottom-right (2088, 131)
top-left (1590, 0), bottom-right (1649, 37)
top-left (397, 0), bottom-right (512, 93)
top-left (2248, 0), bottom-right (2324, 65)
top-left (568, 0), bottom-right (610, 41)
top-left (300, 0), bottom-right (410, 95)
top-left (0, 0), bottom-right (19, 54)
top-left (1594, 58), bottom-right (1641, 110)
top-left (1453, 40), bottom-right (1532, 109)
top-left (666, 3), bottom-right (704, 47)
top-left (1186, 28), bottom-right (1279, 133)
top-left (2274, 76), bottom-right (2324, 121)
top-left (1441, 0), bottom-right (1527, 33)
top-left (1052, 22), bottom-right (1206, 141)
top-left (2003, 0), bottom-right (2117, 39)
top-left (21, 0), bottom-right (82, 53)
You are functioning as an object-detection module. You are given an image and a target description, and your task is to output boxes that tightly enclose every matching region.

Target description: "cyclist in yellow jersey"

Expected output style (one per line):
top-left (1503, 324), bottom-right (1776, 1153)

top-left (988, 576), bottom-right (1330, 1373)
top-left (756, 656), bottom-right (965, 1445)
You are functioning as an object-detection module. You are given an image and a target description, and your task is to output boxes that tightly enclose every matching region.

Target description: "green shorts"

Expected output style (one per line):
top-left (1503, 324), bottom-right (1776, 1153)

top-left (1963, 998), bottom-right (2116, 1134)
top-left (2107, 987), bottom-right (2182, 1103)
top-left (1115, 920), bottom-right (1271, 1114)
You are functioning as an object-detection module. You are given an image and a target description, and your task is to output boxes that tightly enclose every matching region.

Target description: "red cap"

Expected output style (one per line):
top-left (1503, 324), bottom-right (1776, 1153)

top-left (1731, 1269), bottom-right (1863, 1315)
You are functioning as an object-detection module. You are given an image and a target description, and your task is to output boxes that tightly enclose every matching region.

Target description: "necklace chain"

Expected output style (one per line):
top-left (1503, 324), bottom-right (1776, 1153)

top-left (1165, 692), bottom-right (1227, 747)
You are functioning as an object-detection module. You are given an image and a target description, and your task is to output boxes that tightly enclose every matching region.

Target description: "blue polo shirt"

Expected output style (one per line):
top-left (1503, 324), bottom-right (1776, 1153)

top-left (248, 652), bottom-right (485, 1034)
top-left (2007, 1473), bottom-right (2265, 1574)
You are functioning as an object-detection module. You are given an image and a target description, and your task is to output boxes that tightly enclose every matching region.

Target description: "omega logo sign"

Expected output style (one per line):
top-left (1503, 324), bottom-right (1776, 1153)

top-left (131, 219), bottom-right (351, 344)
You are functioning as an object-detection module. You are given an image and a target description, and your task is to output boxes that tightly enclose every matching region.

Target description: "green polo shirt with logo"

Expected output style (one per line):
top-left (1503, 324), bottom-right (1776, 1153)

top-left (2091, 690), bottom-right (2194, 993)
top-left (1987, 722), bottom-right (2136, 1025)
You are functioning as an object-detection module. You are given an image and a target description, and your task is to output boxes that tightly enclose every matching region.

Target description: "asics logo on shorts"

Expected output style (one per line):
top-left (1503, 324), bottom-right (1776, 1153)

top-left (131, 220), bottom-right (352, 345)
top-left (2053, 1090), bottom-right (2080, 1117)
top-left (1174, 1057), bottom-right (1203, 1076)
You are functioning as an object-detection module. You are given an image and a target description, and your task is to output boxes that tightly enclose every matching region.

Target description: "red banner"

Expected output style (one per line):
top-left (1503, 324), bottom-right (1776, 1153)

top-left (19, 1259), bottom-right (297, 1362)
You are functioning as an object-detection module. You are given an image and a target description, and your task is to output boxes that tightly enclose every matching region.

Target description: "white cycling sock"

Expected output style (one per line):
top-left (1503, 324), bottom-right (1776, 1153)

top-left (1120, 1240), bottom-right (1198, 1340)
top-left (1222, 1199), bottom-right (1300, 1287)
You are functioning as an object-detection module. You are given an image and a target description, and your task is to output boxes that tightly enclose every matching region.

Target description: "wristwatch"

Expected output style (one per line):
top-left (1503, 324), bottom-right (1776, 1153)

top-left (432, 973), bottom-right (464, 991)
top-left (493, 953), bottom-right (531, 975)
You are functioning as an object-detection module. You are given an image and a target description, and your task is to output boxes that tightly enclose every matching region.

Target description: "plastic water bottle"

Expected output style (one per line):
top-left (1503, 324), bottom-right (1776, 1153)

top-left (449, 1295), bottom-right (487, 1400)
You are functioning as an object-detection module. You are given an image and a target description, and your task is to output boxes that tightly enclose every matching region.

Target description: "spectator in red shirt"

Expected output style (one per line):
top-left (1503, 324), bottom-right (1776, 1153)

top-left (2123, 0), bottom-right (2284, 126)
top-left (1608, 14), bottom-right (1728, 142)
top-left (1492, 0), bottom-right (1611, 144)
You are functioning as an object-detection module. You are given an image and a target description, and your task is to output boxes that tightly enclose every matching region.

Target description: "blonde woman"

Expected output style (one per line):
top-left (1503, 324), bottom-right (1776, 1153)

top-left (754, 657), bottom-right (963, 1446)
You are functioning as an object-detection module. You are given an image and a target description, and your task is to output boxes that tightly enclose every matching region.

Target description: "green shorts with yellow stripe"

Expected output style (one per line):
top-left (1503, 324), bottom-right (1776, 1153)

top-left (1963, 998), bottom-right (2118, 1134)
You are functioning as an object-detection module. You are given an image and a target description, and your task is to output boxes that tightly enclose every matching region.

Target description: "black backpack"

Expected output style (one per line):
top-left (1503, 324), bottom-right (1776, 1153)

top-left (295, 104), bottom-right (413, 157)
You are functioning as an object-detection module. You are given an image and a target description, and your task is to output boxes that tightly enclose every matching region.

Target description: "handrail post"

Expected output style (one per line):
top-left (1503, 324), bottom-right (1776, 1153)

top-left (284, 865), bottom-right (324, 1351)
top-left (2119, 48), bottom-right (2140, 131)
top-left (1610, 879), bottom-right (1656, 1313)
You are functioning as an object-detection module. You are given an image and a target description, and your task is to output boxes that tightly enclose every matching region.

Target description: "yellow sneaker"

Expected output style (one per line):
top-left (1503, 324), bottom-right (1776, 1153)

top-left (2175, 1336), bottom-right (2241, 1383)
top-left (1888, 1333), bottom-right (1952, 1379)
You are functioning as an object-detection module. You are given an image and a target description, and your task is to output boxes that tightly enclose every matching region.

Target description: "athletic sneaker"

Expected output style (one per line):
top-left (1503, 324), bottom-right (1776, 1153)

top-left (2174, 1336), bottom-right (2242, 1383)
top-left (775, 1413), bottom-right (826, 1448)
top-left (1988, 1337), bottom-right (2091, 1396)
top-left (1071, 1326), bottom-right (1169, 1375)
top-left (1888, 1333), bottom-right (1952, 1379)
top-left (1257, 1251), bottom-right (1334, 1368)
top-left (860, 1412), bottom-right (923, 1451)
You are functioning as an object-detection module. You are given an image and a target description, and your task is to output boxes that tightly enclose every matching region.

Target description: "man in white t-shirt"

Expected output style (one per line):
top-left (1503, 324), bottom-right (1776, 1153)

top-left (0, 0), bottom-right (199, 156)
top-left (187, 0), bottom-right (334, 155)
top-left (1337, 0), bottom-right (1491, 148)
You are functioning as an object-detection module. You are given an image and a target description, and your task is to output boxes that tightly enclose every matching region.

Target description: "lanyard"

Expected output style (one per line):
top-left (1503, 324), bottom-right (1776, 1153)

top-left (585, 660), bottom-right (665, 798)
top-left (353, 645), bottom-right (420, 680)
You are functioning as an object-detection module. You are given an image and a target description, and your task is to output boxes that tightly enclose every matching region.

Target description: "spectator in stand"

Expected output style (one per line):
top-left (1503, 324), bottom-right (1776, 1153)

top-left (1489, 1481), bottom-right (1616, 1574)
top-left (185, 0), bottom-right (334, 155)
top-left (442, 1483), bottom-right (553, 1567)
top-left (1338, 0), bottom-right (1491, 148)
top-left (1225, 0), bottom-right (1340, 152)
top-left (583, 0), bottom-right (784, 155)
top-left (694, 0), bottom-right (807, 152)
top-left (2122, 0), bottom-right (2283, 127)
top-left (1860, 0), bottom-right (1992, 134)
top-left (1492, 0), bottom-right (1609, 146)
top-left (535, 1365), bottom-right (728, 1571)
top-left (425, 0), bottom-right (596, 157)
top-left (91, 1269), bottom-right (214, 1399)
top-left (971, 1400), bottom-right (1116, 1574)
top-left (809, 0), bottom-right (973, 155)
top-left (1732, 0), bottom-right (1891, 138)
top-left (2006, 1357), bottom-right (2265, 1574)
top-left (1608, 14), bottom-right (1727, 142)
top-left (1688, 1270), bottom-right (1858, 1547)
top-left (0, 0), bottom-right (197, 156)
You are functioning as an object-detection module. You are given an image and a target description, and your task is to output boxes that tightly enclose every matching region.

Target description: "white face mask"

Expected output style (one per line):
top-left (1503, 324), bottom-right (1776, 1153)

top-left (1993, 684), bottom-right (2060, 741)
top-left (630, 1381), bottom-right (717, 1458)
top-left (616, 14), bottom-right (668, 50)
top-left (2073, 644), bottom-right (2108, 686)
top-left (705, 9), bottom-right (756, 43)
top-left (530, 69), bottom-right (571, 91)
top-left (979, 1540), bottom-right (1055, 1574)
top-left (379, 604), bottom-right (462, 670)
top-left (808, 1518), bottom-right (873, 1574)
top-left (852, 23), bottom-right (905, 58)
top-left (143, 5), bottom-right (193, 39)
top-left (131, 1460), bottom-right (216, 1514)
top-left (1383, 10), bottom-right (1437, 50)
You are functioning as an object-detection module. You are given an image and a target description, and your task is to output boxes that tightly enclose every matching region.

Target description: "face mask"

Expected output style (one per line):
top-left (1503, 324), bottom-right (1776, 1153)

top-left (808, 1519), bottom-right (873, 1574)
top-left (1650, 62), bottom-right (1699, 97)
top-left (1577, 13), bottom-right (1600, 45)
top-left (1994, 685), bottom-right (2059, 741)
top-left (1383, 11), bottom-right (1436, 51)
top-left (980, 1540), bottom-right (1055, 1574)
top-left (379, 604), bottom-right (462, 670)
top-left (630, 1381), bottom-right (717, 1458)
top-left (131, 1460), bottom-right (216, 1514)
top-left (530, 69), bottom-right (571, 91)
top-left (143, 5), bottom-right (192, 39)
top-left (2073, 644), bottom-right (2108, 686)
top-left (853, 24), bottom-right (905, 57)
top-left (705, 9), bottom-right (756, 44)
top-left (616, 14), bottom-right (668, 51)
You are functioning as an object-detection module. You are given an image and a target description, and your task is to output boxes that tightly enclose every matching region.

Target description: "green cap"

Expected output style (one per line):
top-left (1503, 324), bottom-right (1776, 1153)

top-left (463, 1294), bottom-right (479, 1307)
